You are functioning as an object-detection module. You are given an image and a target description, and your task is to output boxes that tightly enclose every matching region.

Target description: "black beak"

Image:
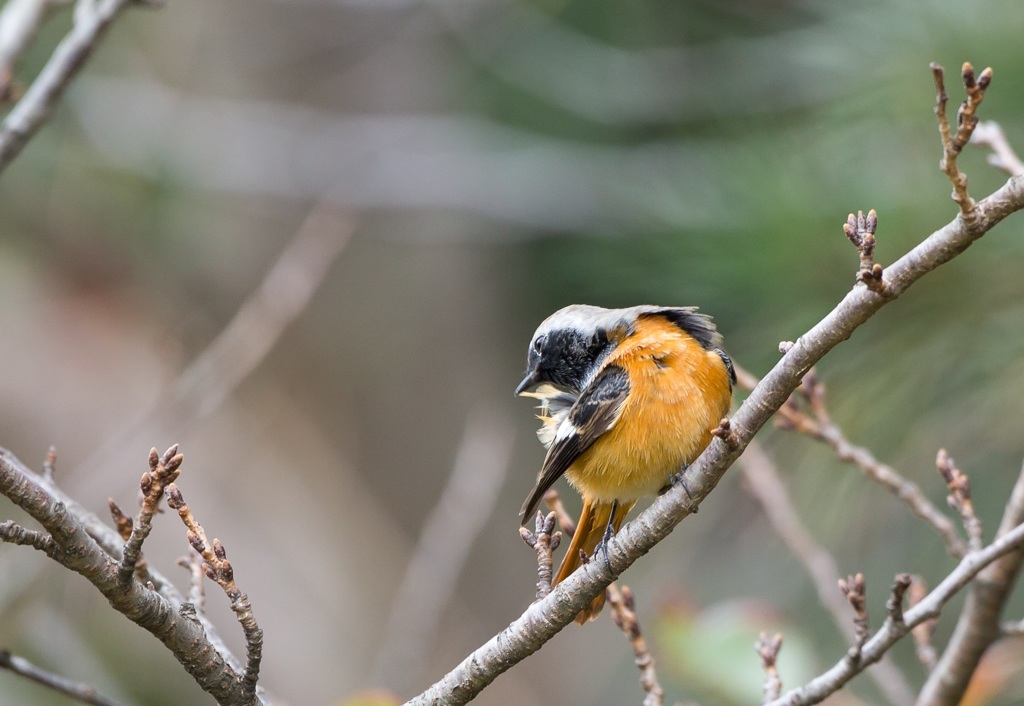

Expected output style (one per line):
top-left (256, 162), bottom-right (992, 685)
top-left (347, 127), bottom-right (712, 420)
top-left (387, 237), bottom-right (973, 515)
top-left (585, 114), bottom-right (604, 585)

top-left (514, 370), bottom-right (541, 396)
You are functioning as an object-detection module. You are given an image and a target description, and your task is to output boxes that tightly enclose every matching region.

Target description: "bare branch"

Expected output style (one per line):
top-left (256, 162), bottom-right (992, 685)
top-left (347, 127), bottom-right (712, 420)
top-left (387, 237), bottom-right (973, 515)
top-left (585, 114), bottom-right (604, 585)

top-left (520, 512), bottom-right (561, 600)
top-left (838, 573), bottom-right (869, 662)
top-left (606, 584), bottom-right (664, 706)
top-left (0, 519), bottom-right (59, 558)
top-left (166, 485), bottom-right (263, 702)
top-left (0, 648), bottom-right (119, 706)
top-left (885, 573), bottom-right (912, 627)
top-left (1000, 619), bottom-right (1024, 637)
top-left (766, 521), bottom-right (1024, 706)
top-left (755, 633), bottom-right (783, 704)
top-left (372, 409), bottom-right (514, 692)
top-left (0, 0), bottom-right (150, 172)
top-left (543, 488), bottom-right (577, 538)
top-left (936, 449), bottom-right (984, 552)
top-left (917, 460), bottom-right (1024, 705)
top-left (74, 205), bottom-right (354, 478)
top-left (768, 369), bottom-right (966, 559)
top-left (971, 121), bottom-right (1024, 177)
top-left (117, 445), bottom-right (182, 584)
top-left (41, 445), bottom-right (56, 483)
top-left (0, 448), bottom-right (269, 705)
top-left (843, 209), bottom-right (885, 293)
top-left (931, 61), bottom-right (992, 218)
top-left (908, 576), bottom-right (938, 671)
top-left (739, 440), bottom-right (914, 703)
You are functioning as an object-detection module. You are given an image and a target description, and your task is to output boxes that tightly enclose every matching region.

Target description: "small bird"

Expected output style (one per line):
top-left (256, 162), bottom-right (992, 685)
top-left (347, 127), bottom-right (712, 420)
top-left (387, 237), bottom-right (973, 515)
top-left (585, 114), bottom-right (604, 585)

top-left (515, 305), bottom-right (735, 623)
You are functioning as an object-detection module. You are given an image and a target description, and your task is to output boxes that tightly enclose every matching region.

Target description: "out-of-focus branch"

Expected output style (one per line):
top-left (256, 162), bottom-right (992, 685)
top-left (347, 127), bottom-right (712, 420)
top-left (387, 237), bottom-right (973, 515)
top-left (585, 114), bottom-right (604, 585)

top-left (739, 440), bottom-right (914, 704)
top-left (908, 576), bottom-right (938, 671)
top-left (0, 648), bottom-right (119, 706)
top-left (372, 408), bottom-right (514, 693)
top-left (837, 573), bottom-right (869, 662)
top-left (0, 447), bottom-right (273, 705)
top-left (765, 520), bottom-right (1024, 706)
top-left (543, 488), bottom-right (577, 538)
top-left (971, 121), bottom-right (1024, 177)
top-left (606, 584), bottom-right (664, 706)
top-left (0, 0), bottom-right (71, 102)
top-left (1000, 618), bottom-right (1024, 637)
top-left (763, 367), bottom-right (967, 559)
top-left (75, 206), bottom-right (354, 478)
top-left (755, 633), bottom-right (783, 705)
top-left (916, 461), bottom-right (1024, 706)
top-left (936, 449), bottom-right (983, 552)
top-left (171, 208), bottom-right (354, 419)
top-left (0, 0), bottom-right (153, 173)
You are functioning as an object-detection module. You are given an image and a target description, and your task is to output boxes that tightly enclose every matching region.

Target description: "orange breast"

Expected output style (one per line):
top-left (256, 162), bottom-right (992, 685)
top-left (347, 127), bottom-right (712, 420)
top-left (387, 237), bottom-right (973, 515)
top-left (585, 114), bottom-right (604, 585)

top-left (565, 315), bottom-right (732, 503)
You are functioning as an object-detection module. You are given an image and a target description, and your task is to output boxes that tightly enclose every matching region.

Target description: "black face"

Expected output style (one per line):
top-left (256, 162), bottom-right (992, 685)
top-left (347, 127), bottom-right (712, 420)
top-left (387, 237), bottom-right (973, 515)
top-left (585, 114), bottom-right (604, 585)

top-left (516, 327), bottom-right (614, 395)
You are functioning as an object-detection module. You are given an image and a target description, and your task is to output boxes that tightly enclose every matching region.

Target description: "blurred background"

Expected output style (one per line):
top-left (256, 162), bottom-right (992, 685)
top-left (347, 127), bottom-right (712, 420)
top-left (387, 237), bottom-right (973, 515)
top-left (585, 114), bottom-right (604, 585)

top-left (2, 0), bottom-right (1024, 704)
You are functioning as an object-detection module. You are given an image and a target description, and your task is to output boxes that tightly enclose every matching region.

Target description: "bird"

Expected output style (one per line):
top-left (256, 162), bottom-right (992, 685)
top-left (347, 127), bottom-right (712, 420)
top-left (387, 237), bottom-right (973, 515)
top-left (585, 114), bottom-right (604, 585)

top-left (515, 304), bottom-right (735, 623)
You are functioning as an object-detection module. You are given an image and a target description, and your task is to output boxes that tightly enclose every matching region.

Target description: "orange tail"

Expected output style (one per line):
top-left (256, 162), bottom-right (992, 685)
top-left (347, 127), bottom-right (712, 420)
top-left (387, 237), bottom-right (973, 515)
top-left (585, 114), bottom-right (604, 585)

top-left (554, 496), bottom-right (636, 624)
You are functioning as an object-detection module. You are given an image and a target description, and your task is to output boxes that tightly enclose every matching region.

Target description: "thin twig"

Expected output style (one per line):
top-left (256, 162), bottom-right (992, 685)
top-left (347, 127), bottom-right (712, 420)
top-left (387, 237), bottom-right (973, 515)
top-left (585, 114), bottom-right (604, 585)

top-left (74, 204), bottom-right (355, 479)
top-left (765, 367), bottom-right (967, 559)
top-left (739, 440), bottom-right (915, 704)
top-left (0, 519), bottom-right (60, 558)
top-left (885, 573), bottom-right (912, 627)
top-left (908, 576), bottom-right (938, 671)
top-left (1000, 619), bottom-right (1024, 637)
top-left (755, 632), bottom-right (783, 704)
top-left (0, 0), bottom-right (148, 172)
top-left (0, 648), bottom-right (119, 706)
top-left (520, 512), bottom-right (561, 600)
top-left (931, 61), bottom-right (992, 219)
top-left (176, 550), bottom-right (207, 612)
top-left (838, 573), bottom-right (868, 663)
top-left (543, 488), bottom-right (577, 538)
top-left (843, 209), bottom-right (885, 293)
top-left (971, 121), bottom-right (1024, 177)
top-left (117, 445), bottom-right (182, 584)
top-left (165, 484), bottom-right (262, 703)
top-left (936, 449), bottom-right (984, 552)
top-left (766, 520), bottom-right (1024, 706)
top-left (606, 584), bottom-right (664, 706)
top-left (41, 445), bottom-right (56, 483)
top-left (372, 408), bottom-right (514, 693)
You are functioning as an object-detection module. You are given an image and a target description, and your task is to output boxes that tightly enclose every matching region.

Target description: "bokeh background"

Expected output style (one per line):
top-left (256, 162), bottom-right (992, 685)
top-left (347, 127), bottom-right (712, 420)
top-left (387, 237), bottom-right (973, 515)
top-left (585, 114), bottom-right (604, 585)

top-left (3, 0), bottom-right (1024, 704)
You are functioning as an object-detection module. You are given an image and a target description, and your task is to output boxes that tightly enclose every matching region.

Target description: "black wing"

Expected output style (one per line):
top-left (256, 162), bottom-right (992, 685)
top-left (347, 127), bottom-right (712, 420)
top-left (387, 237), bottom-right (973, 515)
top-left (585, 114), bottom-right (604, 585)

top-left (519, 364), bottom-right (630, 524)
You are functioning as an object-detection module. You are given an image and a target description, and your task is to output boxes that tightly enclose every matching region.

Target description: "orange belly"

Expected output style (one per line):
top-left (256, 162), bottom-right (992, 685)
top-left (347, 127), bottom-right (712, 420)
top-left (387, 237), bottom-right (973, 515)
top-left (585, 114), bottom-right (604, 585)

top-left (565, 316), bottom-right (732, 503)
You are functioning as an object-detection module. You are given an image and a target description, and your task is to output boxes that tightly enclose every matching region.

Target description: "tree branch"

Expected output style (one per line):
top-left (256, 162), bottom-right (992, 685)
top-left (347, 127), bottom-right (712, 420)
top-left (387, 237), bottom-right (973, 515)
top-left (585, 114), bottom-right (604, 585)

top-left (916, 460), bottom-right (1024, 705)
top-left (769, 368), bottom-right (966, 559)
top-left (739, 440), bottom-right (915, 704)
top-left (606, 584), bottom-right (664, 706)
top-left (971, 121), bottom-right (1024, 177)
top-left (766, 520), bottom-right (1024, 706)
top-left (0, 648), bottom-right (119, 706)
top-left (0, 447), bottom-right (273, 705)
top-left (406, 165), bottom-right (1024, 704)
top-left (0, 0), bottom-right (150, 173)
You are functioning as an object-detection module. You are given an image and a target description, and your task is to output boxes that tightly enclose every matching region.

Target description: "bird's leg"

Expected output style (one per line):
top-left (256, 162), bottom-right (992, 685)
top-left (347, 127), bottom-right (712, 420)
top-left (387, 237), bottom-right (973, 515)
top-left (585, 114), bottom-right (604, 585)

top-left (594, 499), bottom-right (619, 571)
top-left (660, 464), bottom-right (698, 513)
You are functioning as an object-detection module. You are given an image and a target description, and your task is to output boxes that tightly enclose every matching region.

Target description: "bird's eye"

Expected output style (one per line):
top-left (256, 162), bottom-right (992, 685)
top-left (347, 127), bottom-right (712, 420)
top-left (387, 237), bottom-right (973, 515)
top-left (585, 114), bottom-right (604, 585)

top-left (533, 335), bottom-right (546, 353)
